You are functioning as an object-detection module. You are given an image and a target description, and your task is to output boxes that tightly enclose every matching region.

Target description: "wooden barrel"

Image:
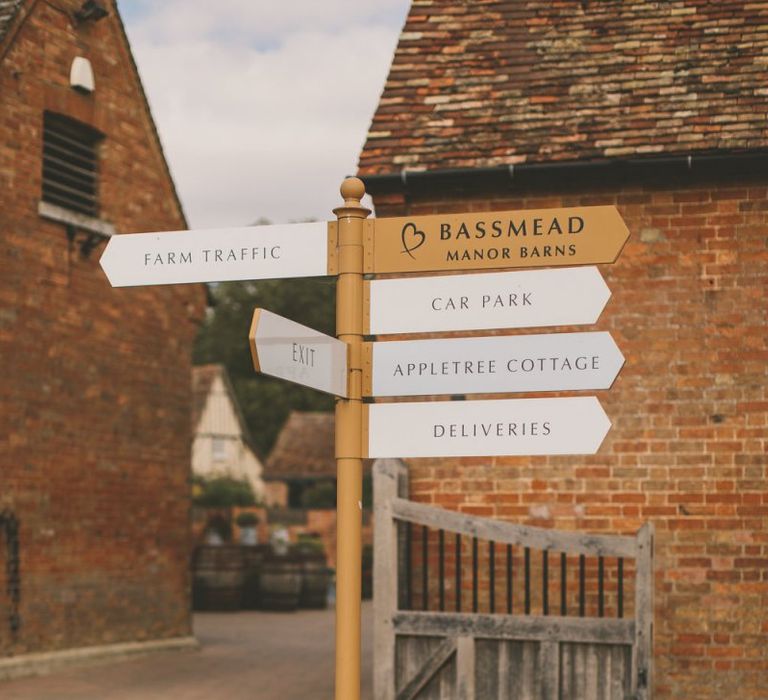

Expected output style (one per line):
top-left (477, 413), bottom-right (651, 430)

top-left (259, 552), bottom-right (302, 611)
top-left (240, 544), bottom-right (269, 609)
top-left (192, 544), bottom-right (245, 611)
top-left (299, 551), bottom-right (330, 609)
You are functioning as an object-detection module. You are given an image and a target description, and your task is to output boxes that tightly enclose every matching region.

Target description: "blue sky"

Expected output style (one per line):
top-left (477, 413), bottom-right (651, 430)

top-left (117, 0), bottom-right (410, 228)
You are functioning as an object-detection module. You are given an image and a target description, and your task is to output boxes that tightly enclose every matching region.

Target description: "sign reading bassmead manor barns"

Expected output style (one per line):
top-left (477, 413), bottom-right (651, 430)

top-left (366, 205), bottom-right (629, 274)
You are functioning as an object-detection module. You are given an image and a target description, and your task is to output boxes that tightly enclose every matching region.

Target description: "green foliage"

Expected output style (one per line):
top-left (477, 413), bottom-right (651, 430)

top-left (296, 533), bottom-right (326, 555)
top-left (193, 475), bottom-right (256, 508)
top-left (235, 511), bottom-right (259, 526)
top-left (193, 273), bottom-right (336, 458)
top-left (300, 481), bottom-right (336, 509)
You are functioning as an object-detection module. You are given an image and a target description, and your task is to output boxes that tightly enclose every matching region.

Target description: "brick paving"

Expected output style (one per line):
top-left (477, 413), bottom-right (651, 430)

top-left (0, 603), bottom-right (372, 700)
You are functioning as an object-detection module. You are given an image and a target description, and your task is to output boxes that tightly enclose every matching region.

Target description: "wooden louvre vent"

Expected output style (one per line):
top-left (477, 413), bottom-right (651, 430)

top-left (42, 112), bottom-right (101, 217)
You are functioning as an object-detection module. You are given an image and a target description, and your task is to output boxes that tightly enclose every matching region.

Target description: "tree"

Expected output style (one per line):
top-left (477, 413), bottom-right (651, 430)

top-left (193, 275), bottom-right (336, 458)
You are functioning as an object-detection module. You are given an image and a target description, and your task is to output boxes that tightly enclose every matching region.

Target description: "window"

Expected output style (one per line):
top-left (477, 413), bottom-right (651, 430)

top-left (211, 437), bottom-right (227, 461)
top-left (42, 112), bottom-right (102, 217)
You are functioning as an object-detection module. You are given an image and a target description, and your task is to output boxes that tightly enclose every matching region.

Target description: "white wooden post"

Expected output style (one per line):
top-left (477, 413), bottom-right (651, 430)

top-left (373, 459), bottom-right (407, 700)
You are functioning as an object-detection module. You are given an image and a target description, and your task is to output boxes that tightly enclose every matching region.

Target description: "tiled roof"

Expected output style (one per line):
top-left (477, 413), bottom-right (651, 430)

top-left (358, 0), bottom-right (768, 175)
top-left (191, 364), bottom-right (220, 431)
top-left (0, 0), bottom-right (23, 42)
top-left (266, 411), bottom-right (336, 480)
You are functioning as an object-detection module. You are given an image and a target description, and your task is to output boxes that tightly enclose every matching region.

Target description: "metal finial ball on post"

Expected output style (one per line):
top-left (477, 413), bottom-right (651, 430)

top-left (340, 176), bottom-right (365, 204)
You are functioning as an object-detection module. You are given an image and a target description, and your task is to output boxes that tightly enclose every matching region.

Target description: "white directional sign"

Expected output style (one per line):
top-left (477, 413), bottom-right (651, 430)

top-left (100, 221), bottom-right (332, 287)
top-left (364, 397), bottom-right (611, 458)
top-left (365, 267), bottom-right (611, 335)
top-left (366, 331), bottom-right (624, 398)
top-left (249, 309), bottom-right (348, 397)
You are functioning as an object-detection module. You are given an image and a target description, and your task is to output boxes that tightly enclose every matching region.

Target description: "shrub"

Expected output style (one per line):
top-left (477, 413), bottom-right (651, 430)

top-left (193, 476), bottom-right (256, 508)
top-left (235, 511), bottom-right (259, 527)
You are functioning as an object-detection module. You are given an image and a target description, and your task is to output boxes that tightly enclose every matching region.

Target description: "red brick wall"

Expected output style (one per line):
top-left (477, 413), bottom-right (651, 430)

top-left (0, 1), bottom-right (206, 654)
top-left (369, 176), bottom-right (767, 698)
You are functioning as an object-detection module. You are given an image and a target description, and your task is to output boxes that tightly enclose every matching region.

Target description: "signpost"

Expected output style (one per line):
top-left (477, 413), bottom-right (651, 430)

top-left (365, 205), bottom-right (629, 275)
top-left (99, 220), bottom-right (335, 286)
top-left (364, 331), bottom-right (624, 398)
top-left (365, 266), bottom-right (611, 335)
top-left (100, 177), bottom-right (629, 700)
top-left (248, 309), bottom-right (348, 397)
top-left (364, 397), bottom-right (611, 458)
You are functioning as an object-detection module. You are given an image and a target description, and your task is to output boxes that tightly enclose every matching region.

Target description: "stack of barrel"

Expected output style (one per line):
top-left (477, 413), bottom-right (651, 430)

top-left (192, 543), bottom-right (331, 612)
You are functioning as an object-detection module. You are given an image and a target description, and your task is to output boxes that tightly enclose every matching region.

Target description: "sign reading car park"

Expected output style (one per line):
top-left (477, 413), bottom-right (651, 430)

top-left (365, 267), bottom-right (611, 335)
top-left (365, 205), bottom-right (629, 275)
top-left (249, 308), bottom-right (348, 398)
top-left (99, 221), bottom-right (334, 287)
top-left (363, 396), bottom-right (611, 458)
top-left (364, 331), bottom-right (624, 398)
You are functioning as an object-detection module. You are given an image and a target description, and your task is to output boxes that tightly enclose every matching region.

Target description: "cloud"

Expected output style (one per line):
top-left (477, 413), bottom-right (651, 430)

top-left (119, 1), bottom-right (409, 227)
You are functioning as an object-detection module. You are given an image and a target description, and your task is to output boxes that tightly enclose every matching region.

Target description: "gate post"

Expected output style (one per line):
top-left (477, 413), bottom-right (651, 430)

top-left (633, 522), bottom-right (654, 700)
top-left (373, 459), bottom-right (407, 700)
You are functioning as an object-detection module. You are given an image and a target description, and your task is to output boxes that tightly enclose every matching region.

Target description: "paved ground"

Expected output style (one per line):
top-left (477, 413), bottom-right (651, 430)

top-left (0, 603), bottom-right (373, 700)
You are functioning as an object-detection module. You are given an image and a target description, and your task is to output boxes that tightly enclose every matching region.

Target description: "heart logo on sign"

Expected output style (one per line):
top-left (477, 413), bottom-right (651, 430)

top-left (400, 222), bottom-right (426, 259)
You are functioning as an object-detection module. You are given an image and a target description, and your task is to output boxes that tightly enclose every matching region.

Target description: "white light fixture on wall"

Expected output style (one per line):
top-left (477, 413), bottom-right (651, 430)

top-left (70, 56), bottom-right (95, 93)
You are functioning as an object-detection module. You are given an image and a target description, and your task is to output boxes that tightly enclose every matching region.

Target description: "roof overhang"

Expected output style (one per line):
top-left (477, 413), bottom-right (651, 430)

top-left (360, 150), bottom-right (768, 198)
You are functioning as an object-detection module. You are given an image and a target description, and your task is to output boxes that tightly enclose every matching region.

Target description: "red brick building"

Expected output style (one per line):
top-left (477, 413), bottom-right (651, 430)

top-left (359, 2), bottom-right (767, 697)
top-left (0, 0), bottom-right (205, 666)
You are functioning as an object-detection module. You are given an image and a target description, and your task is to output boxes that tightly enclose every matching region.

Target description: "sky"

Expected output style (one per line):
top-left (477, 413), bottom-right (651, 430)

top-left (118, 0), bottom-right (411, 228)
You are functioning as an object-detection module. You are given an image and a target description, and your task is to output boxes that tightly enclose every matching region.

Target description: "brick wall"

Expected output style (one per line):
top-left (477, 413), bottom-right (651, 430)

top-left (0, 1), bottom-right (206, 654)
top-left (369, 174), bottom-right (767, 698)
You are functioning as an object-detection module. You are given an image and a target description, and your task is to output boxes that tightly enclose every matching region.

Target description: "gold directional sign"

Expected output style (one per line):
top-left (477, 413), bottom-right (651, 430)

top-left (364, 205), bottom-right (629, 275)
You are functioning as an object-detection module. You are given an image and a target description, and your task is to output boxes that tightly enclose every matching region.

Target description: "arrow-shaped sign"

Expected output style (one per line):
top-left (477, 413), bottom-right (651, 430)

top-left (365, 266), bottom-right (611, 335)
top-left (365, 331), bottom-right (624, 398)
top-left (249, 309), bottom-right (347, 397)
top-left (364, 396), bottom-right (611, 458)
top-left (366, 205), bottom-right (629, 275)
top-left (100, 221), bottom-right (334, 287)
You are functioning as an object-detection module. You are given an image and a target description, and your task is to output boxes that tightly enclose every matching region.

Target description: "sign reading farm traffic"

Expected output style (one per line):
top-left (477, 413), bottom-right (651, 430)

top-left (365, 267), bottom-right (611, 335)
top-left (365, 206), bottom-right (629, 275)
top-left (100, 221), bottom-right (333, 286)
top-left (364, 396), bottom-right (611, 458)
top-left (248, 308), bottom-right (348, 397)
top-left (364, 331), bottom-right (624, 398)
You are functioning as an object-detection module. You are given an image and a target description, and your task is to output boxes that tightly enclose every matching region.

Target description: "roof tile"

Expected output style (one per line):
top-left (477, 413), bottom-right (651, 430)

top-left (359, 0), bottom-right (768, 174)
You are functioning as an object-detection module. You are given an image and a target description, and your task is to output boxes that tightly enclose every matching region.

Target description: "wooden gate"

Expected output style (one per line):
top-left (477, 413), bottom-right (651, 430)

top-left (373, 460), bottom-right (653, 700)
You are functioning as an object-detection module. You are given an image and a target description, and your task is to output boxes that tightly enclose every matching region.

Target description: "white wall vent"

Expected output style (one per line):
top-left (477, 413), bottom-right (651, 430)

top-left (70, 56), bottom-right (95, 93)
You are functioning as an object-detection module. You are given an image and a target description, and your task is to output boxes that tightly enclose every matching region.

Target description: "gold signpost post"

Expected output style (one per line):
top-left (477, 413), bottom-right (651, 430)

top-left (333, 178), bottom-right (369, 700)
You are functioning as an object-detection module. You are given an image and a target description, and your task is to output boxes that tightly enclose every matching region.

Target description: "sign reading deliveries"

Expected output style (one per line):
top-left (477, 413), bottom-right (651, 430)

top-left (365, 266), bottom-right (611, 335)
top-left (364, 331), bottom-right (624, 398)
top-left (249, 308), bottom-right (348, 397)
top-left (365, 205), bottom-right (629, 275)
top-left (364, 396), bottom-right (611, 458)
top-left (100, 221), bottom-right (335, 287)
